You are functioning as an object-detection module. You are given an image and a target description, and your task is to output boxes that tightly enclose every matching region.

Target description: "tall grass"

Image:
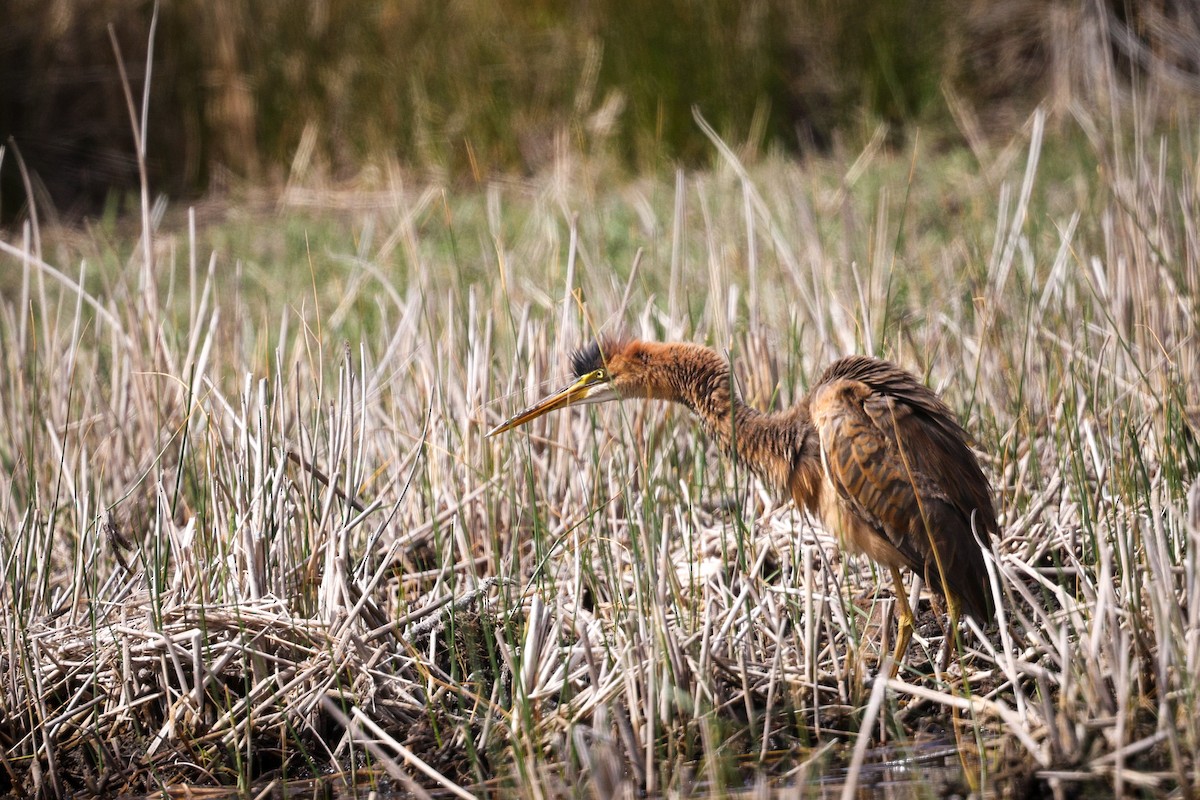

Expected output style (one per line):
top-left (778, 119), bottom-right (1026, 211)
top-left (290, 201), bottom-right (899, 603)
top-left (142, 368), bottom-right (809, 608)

top-left (0, 104), bottom-right (1198, 796)
top-left (6, 0), bottom-right (1199, 217)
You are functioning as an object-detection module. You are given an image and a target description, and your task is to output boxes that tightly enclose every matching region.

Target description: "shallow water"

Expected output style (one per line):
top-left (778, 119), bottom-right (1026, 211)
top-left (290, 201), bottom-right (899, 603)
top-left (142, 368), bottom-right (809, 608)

top-left (225, 738), bottom-right (1017, 800)
top-left (807, 739), bottom-right (980, 799)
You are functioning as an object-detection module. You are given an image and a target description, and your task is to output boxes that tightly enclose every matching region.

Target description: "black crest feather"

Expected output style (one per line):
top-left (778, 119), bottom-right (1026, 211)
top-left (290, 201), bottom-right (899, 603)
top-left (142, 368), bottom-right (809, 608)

top-left (570, 336), bottom-right (628, 378)
top-left (570, 339), bottom-right (606, 378)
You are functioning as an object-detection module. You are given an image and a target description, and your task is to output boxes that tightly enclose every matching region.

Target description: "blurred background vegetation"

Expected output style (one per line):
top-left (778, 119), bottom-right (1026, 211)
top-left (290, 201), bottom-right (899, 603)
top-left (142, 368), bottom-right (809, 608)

top-left (1, 0), bottom-right (1197, 221)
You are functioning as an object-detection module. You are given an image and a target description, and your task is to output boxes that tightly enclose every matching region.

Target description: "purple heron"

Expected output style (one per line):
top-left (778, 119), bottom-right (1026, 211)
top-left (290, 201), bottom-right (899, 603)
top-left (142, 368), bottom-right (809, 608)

top-left (488, 337), bottom-right (999, 670)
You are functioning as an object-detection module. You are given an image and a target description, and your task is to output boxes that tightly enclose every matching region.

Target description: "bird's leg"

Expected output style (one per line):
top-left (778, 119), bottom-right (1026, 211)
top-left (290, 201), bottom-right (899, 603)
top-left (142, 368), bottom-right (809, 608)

top-left (937, 595), bottom-right (963, 673)
top-left (888, 566), bottom-right (914, 678)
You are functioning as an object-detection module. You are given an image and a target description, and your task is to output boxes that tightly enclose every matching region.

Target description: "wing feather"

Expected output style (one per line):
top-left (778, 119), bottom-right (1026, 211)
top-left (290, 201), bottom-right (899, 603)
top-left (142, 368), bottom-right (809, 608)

top-left (818, 356), bottom-right (998, 538)
top-left (812, 360), bottom-right (996, 621)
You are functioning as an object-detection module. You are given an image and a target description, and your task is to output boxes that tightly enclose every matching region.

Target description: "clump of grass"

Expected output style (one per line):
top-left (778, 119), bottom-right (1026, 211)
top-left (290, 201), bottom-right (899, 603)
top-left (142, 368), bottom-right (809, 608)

top-left (1, 103), bottom-right (1198, 797)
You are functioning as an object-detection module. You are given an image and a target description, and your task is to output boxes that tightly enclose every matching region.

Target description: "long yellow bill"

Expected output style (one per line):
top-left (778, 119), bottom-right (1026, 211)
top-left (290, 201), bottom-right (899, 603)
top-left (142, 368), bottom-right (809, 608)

top-left (487, 369), bottom-right (611, 436)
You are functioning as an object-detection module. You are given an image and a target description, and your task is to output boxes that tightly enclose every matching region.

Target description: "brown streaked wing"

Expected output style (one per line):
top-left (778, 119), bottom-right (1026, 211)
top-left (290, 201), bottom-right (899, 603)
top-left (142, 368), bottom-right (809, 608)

top-left (817, 356), bottom-right (998, 539)
top-left (815, 385), bottom-right (938, 575)
top-left (813, 375), bottom-right (995, 621)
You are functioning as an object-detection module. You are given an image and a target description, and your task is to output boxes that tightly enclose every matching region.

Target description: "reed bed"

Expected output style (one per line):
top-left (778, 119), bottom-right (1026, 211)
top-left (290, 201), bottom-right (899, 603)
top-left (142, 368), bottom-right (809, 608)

top-left (0, 106), bottom-right (1198, 797)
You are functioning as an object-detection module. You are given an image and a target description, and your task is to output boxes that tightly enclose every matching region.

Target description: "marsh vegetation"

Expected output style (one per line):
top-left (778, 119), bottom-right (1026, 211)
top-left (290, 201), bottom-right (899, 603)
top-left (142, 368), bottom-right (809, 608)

top-left (2, 102), bottom-right (1198, 796)
top-left (1, 2), bottom-right (1199, 797)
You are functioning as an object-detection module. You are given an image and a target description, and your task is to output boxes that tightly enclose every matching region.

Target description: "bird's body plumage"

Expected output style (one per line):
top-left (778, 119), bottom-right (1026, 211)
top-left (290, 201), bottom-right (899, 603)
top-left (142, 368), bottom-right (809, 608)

top-left (490, 336), bottom-right (999, 665)
top-left (807, 359), bottom-right (996, 622)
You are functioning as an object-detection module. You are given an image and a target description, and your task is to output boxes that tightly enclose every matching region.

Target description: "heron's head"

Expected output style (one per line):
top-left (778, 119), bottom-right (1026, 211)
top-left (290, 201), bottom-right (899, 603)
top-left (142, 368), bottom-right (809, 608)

top-left (487, 336), bottom-right (652, 436)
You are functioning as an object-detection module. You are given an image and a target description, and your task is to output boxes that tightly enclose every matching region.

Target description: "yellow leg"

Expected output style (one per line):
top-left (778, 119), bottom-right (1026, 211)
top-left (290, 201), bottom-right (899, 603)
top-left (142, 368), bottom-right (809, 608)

top-left (938, 592), bottom-right (963, 672)
top-left (889, 567), bottom-right (914, 677)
